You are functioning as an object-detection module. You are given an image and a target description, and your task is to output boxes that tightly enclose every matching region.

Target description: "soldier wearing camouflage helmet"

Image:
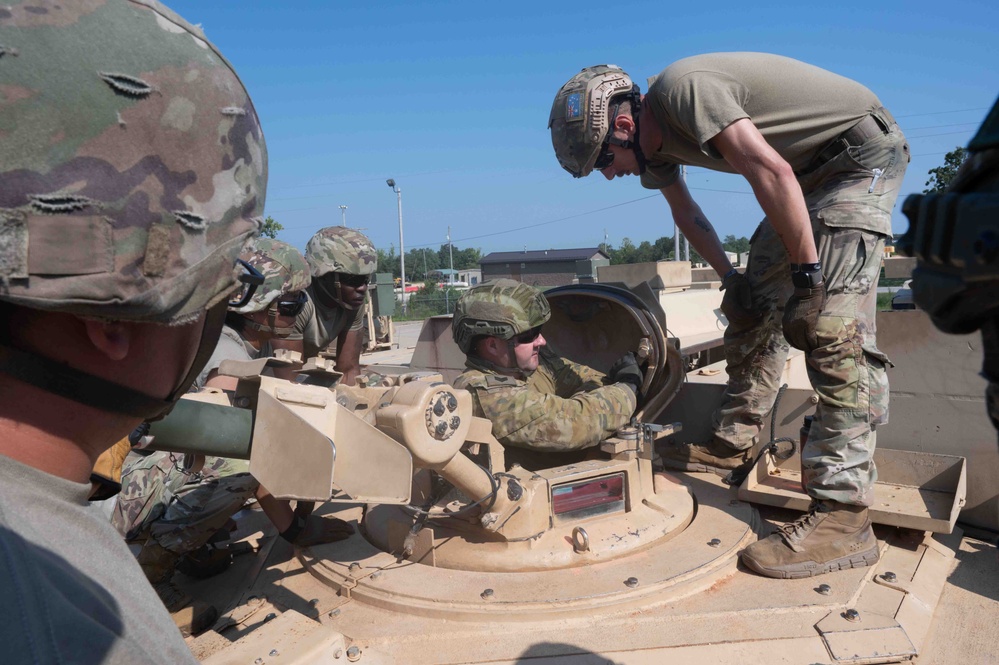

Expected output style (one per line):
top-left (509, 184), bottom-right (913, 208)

top-left (0, 1), bottom-right (264, 660)
top-left (275, 226), bottom-right (378, 385)
top-left (550, 54), bottom-right (909, 580)
top-left (112, 238), bottom-right (353, 634)
top-left (452, 280), bottom-right (641, 461)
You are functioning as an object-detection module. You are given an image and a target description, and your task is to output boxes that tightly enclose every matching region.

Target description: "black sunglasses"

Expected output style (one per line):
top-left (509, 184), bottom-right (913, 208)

top-left (275, 290), bottom-right (308, 317)
top-left (513, 326), bottom-right (543, 345)
top-left (228, 259), bottom-right (265, 309)
top-left (335, 273), bottom-right (370, 288)
top-left (594, 147), bottom-right (615, 170)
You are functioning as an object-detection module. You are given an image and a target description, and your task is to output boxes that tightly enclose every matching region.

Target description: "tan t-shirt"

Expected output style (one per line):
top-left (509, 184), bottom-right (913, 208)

top-left (640, 52), bottom-right (882, 189)
top-left (290, 284), bottom-right (363, 359)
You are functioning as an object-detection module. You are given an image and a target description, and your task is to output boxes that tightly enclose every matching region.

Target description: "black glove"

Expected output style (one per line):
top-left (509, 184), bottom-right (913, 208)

top-left (280, 514), bottom-right (355, 547)
top-left (782, 282), bottom-right (827, 352)
top-left (608, 352), bottom-right (644, 395)
top-left (719, 272), bottom-right (760, 326)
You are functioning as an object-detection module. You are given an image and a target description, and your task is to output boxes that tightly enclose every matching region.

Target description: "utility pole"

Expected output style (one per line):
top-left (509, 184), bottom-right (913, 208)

top-left (446, 226), bottom-right (455, 313)
top-left (386, 179), bottom-right (405, 314)
top-left (338, 204), bottom-right (347, 227)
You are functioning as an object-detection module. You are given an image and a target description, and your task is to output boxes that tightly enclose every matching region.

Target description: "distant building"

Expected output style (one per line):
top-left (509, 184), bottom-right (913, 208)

top-left (480, 248), bottom-right (610, 287)
top-left (428, 268), bottom-right (482, 287)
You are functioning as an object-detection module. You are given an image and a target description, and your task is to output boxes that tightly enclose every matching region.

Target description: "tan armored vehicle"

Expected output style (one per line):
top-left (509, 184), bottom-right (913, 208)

top-left (152, 279), bottom-right (996, 665)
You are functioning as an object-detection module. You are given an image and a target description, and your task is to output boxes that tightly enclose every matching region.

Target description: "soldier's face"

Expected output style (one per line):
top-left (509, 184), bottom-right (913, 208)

top-left (512, 328), bottom-right (546, 372)
top-left (599, 143), bottom-right (640, 180)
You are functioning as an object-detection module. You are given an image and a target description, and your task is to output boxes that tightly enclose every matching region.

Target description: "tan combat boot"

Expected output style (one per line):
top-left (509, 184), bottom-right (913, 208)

top-left (740, 500), bottom-right (880, 579)
top-left (136, 540), bottom-right (219, 637)
top-left (657, 437), bottom-right (753, 476)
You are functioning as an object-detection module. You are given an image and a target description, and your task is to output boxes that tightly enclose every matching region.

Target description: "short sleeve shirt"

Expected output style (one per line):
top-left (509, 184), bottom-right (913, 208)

top-left (289, 285), bottom-right (363, 360)
top-left (639, 53), bottom-right (883, 189)
top-left (192, 325), bottom-right (268, 391)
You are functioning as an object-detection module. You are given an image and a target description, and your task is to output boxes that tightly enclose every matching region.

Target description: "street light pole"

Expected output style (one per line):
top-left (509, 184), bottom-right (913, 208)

top-left (338, 204), bottom-right (347, 227)
top-left (386, 179), bottom-right (406, 314)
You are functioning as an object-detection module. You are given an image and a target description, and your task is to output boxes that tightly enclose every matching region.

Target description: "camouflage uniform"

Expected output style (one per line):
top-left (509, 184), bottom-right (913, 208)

top-left (455, 346), bottom-right (636, 452)
top-left (714, 116), bottom-right (908, 506)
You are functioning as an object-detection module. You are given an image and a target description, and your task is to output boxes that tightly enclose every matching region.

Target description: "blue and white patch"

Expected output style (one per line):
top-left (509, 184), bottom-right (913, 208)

top-left (565, 93), bottom-right (582, 122)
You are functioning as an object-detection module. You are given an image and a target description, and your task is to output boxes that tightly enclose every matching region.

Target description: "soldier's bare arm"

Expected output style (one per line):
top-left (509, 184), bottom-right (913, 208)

top-left (335, 327), bottom-right (363, 387)
top-left (710, 118), bottom-right (818, 264)
top-left (660, 179), bottom-right (736, 277)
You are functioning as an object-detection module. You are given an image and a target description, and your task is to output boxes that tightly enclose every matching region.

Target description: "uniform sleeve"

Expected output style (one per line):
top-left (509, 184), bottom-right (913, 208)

top-left (347, 305), bottom-right (363, 332)
top-left (470, 378), bottom-right (636, 452)
top-left (654, 71), bottom-right (750, 158)
top-left (543, 349), bottom-right (606, 395)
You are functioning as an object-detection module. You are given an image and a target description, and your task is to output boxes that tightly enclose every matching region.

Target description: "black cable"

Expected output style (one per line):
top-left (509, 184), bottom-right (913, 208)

top-left (724, 383), bottom-right (797, 486)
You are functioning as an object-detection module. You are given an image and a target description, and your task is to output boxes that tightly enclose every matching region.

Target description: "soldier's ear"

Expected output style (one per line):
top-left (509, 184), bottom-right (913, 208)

top-left (82, 319), bottom-right (132, 362)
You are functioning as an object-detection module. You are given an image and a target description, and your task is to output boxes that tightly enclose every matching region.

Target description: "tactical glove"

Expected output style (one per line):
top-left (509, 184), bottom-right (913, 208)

top-left (719, 272), bottom-right (760, 326)
top-left (280, 514), bottom-right (355, 547)
top-left (782, 282), bottom-right (827, 353)
top-left (608, 352), bottom-right (644, 395)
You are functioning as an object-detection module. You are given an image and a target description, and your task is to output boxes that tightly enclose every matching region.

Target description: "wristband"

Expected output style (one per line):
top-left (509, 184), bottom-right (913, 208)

top-left (790, 262), bottom-right (822, 273)
top-left (722, 268), bottom-right (739, 281)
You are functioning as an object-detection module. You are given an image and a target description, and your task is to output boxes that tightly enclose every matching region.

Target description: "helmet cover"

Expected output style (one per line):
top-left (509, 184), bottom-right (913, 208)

top-left (452, 279), bottom-right (551, 354)
top-left (548, 65), bottom-right (635, 178)
top-left (0, 0), bottom-right (266, 324)
top-left (232, 238), bottom-right (310, 315)
top-left (305, 226), bottom-right (377, 278)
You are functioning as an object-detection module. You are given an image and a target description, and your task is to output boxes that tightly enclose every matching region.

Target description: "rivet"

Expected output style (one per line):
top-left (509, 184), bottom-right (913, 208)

top-left (346, 645), bottom-right (361, 661)
top-left (329, 609), bottom-right (341, 618)
top-left (844, 608), bottom-right (860, 622)
top-left (481, 588), bottom-right (494, 599)
top-left (708, 538), bottom-right (721, 548)
top-left (333, 648), bottom-right (343, 659)
top-left (433, 399), bottom-right (446, 416)
top-left (348, 562), bottom-right (361, 573)
top-left (817, 584), bottom-right (831, 595)
top-left (235, 396), bottom-right (251, 408)
top-left (810, 394), bottom-right (819, 404)
top-left (309, 598), bottom-right (319, 606)
top-left (254, 659), bottom-right (263, 665)
top-left (882, 571), bottom-right (897, 583)
top-left (269, 649), bottom-right (280, 657)
top-left (370, 571), bottom-right (381, 580)
top-left (264, 613), bottom-right (276, 622)
top-left (625, 577), bottom-right (639, 588)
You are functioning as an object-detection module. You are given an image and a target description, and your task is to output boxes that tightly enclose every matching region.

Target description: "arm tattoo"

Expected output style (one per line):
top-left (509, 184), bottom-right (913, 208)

top-left (693, 215), bottom-right (712, 234)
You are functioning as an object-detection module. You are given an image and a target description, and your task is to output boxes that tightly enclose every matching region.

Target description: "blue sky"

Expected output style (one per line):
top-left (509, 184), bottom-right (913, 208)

top-left (169, 0), bottom-right (998, 261)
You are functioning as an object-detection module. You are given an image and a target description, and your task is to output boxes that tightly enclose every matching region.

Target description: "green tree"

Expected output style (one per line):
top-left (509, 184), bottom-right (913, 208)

top-left (722, 234), bottom-right (751, 255)
top-left (259, 215), bottom-right (284, 239)
top-left (924, 146), bottom-right (968, 193)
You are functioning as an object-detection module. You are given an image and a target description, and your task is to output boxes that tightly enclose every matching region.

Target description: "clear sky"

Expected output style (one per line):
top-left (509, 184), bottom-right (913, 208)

top-left (169, 0), bottom-right (998, 263)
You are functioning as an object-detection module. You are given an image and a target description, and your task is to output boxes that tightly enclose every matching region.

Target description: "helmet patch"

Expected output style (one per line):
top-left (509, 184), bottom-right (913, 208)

top-left (566, 93), bottom-right (583, 122)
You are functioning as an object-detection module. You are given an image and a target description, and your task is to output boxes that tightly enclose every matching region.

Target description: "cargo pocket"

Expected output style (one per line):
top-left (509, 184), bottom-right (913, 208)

top-left (861, 344), bottom-right (892, 426)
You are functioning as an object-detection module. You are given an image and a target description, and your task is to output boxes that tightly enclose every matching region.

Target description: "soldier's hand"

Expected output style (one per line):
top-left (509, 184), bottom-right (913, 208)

top-left (719, 272), bottom-right (760, 326)
top-left (287, 514), bottom-right (355, 547)
top-left (608, 352), bottom-right (644, 395)
top-left (782, 283), bottom-right (826, 352)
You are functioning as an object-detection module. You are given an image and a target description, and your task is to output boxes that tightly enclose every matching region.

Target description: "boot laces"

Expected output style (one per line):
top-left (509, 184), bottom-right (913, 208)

top-left (778, 504), bottom-right (826, 544)
top-left (152, 579), bottom-right (192, 613)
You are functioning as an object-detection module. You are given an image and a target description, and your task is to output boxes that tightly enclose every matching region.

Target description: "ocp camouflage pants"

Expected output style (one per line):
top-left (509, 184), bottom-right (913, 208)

top-left (111, 451), bottom-right (259, 556)
top-left (713, 120), bottom-right (908, 506)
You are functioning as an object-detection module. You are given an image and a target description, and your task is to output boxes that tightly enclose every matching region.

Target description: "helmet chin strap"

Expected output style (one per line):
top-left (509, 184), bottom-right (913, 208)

top-left (0, 302), bottom-right (228, 420)
top-left (314, 273), bottom-right (358, 310)
top-left (607, 85), bottom-right (647, 175)
top-left (240, 307), bottom-right (296, 337)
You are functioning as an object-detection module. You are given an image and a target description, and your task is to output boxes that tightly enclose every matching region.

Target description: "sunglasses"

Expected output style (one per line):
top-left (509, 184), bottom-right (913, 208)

top-left (275, 290), bottom-right (308, 317)
top-left (594, 147), bottom-right (615, 170)
top-left (228, 259), bottom-right (265, 309)
top-left (336, 273), bottom-right (370, 288)
top-left (513, 326), bottom-right (543, 345)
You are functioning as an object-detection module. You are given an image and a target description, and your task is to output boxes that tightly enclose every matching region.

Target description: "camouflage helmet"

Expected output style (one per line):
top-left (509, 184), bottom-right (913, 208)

top-left (452, 279), bottom-right (551, 354)
top-left (305, 226), bottom-right (377, 278)
top-left (0, 0), bottom-right (265, 325)
top-left (231, 238), bottom-right (310, 315)
top-left (548, 65), bottom-right (638, 178)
